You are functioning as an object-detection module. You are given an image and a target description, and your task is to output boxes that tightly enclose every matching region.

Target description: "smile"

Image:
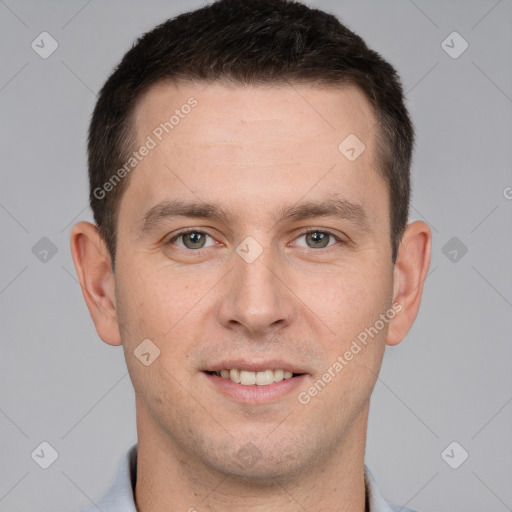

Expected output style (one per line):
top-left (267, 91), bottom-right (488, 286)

top-left (205, 368), bottom-right (301, 386)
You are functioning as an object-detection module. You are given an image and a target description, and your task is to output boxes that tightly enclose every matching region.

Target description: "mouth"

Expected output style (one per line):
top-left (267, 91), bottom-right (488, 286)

top-left (202, 362), bottom-right (309, 404)
top-left (204, 368), bottom-right (304, 386)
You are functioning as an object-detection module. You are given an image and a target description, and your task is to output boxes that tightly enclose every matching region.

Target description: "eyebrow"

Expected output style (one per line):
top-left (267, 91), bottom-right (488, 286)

top-left (137, 195), bottom-right (371, 237)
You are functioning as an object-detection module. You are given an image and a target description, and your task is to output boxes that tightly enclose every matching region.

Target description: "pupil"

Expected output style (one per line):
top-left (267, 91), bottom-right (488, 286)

top-left (185, 232), bottom-right (205, 248)
top-left (308, 232), bottom-right (328, 248)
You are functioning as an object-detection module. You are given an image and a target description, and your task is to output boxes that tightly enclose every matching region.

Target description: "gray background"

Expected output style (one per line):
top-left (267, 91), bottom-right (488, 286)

top-left (1, 0), bottom-right (511, 511)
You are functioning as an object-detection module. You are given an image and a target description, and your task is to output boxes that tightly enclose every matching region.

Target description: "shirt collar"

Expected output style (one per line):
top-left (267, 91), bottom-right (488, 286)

top-left (81, 443), bottom-right (414, 512)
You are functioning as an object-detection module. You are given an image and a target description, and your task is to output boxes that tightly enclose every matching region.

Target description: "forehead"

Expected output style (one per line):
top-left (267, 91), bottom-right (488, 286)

top-left (134, 80), bottom-right (377, 149)
top-left (121, 80), bottom-right (386, 229)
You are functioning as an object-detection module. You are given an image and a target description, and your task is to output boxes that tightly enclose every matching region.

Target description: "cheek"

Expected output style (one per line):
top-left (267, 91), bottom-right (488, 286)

top-left (302, 257), bottom-right (393, 333)
top-left (115, 261), bottom-right (211, 376)
top-left (115, 256), bottom-right (195, 336)
top-left (116, 269), bottom-right (200, 404)
top-left (303, 269), bottom-right (391, 418)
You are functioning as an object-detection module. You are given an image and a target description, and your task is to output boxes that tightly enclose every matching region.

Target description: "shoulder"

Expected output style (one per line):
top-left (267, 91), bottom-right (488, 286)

top-left (76, 443), bottom-right (138, 512)
top-left (364, 465), bottom-right (423, 512)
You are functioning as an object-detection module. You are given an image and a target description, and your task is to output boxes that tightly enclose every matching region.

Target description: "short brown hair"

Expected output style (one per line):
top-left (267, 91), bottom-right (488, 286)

top-left (88, 0), bottom-right (414, 269)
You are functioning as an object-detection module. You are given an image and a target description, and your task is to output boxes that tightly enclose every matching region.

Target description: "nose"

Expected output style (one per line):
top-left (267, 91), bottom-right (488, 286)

top-left (216, 242), bottom-right (295, 337)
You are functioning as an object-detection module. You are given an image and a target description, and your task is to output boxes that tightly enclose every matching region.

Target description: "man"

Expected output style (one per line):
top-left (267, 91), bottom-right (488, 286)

top-left (71, 0), bottom-right (431, 511)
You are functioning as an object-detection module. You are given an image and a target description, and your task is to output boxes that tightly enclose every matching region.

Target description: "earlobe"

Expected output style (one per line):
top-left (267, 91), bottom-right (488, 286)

top-left (70, 221), bottom-right (122, 346)
top-left (386, 220), bottom-right (432, 346)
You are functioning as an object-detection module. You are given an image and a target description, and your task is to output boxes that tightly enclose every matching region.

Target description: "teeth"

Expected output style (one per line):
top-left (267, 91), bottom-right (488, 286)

top-left (214, 369), bottom-right (297, 386)
top-left (240, 370), bottom-right (256, 385)
top-left (256, 369), bottom-right (273, 386)
top-left (273, 369), bottom-right (284, 381)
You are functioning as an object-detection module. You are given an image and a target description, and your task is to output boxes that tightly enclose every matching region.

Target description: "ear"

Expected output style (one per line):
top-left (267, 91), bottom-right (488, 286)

top-left (386, 220), bottom-right (432, 346)
top-left (70, 221), bottom-right (122, 346)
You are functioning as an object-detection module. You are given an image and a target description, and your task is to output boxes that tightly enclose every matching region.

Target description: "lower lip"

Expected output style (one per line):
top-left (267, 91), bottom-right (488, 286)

top-left (203, 372), bottom-right (308, 404)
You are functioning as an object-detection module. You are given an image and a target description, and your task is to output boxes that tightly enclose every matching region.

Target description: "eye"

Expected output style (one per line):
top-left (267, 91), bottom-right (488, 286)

top-left (166, 228), bottom-right (342, 251)
top-left (169, 230), bottom-right (215, 250)
top-left (294, 229), bottom-right (340, 249)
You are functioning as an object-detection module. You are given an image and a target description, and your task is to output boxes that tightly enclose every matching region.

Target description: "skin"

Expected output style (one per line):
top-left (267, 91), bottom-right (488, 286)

top-left (71, 81), bottom-right (431, 512)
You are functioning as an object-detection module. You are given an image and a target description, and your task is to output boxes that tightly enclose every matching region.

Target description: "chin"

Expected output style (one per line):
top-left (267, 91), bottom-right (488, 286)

top-left (199, 435), bottom-right (320, 484)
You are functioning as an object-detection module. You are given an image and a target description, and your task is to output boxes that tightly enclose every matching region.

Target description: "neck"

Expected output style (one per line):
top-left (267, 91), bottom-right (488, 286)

top-left (134, 402), bottom-right (369, 512)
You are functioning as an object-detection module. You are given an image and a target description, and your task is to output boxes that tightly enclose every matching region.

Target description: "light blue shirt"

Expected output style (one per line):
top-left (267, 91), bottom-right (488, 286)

top-left (78, 443), bottom-right (418, 512)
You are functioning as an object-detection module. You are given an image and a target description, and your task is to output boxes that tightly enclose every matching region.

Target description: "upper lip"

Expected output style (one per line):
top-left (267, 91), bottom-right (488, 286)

top-left (204, 359), bottom-right (309, 374)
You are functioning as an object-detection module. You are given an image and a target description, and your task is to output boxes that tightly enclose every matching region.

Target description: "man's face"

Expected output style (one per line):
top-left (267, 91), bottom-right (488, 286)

top-left (114, 81), bottom-right (394, 479)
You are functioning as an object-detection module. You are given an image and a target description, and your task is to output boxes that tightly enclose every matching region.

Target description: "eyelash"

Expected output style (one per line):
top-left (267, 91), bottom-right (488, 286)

top-left (166, 228), bottom-right (344, 251)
